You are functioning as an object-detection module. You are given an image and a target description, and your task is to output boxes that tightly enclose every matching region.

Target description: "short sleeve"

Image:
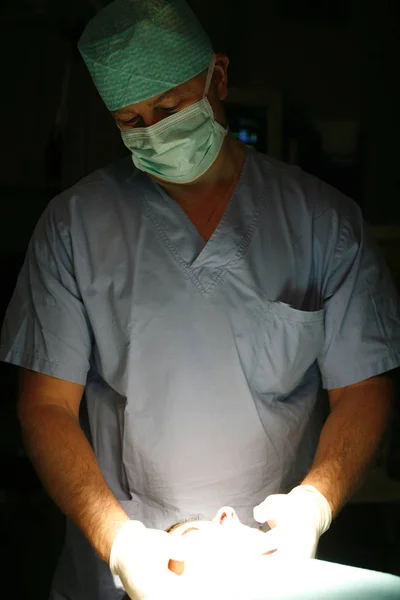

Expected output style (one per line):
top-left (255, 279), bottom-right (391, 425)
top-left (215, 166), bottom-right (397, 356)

top-left (0, 200), bottom-right (92, 385)
top-left (316, 189), bottom-right (400, 389)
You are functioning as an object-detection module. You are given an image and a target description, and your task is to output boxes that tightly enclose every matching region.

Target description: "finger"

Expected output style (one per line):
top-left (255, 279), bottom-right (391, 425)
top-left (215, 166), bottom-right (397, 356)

top-left (159, 569), bottom-right (188, 600)
top-left (253, 494), bottom-right (287, 523)
top-left (167, 536), bottom-right (187, 562)
top-left (277, 535), bottom-right (318, 560)
top-left (164, 567), bottom-right (186, 583)
top-left (144, 570), bottom-right (183, 599)
top-left (259, 528), bottom-right (280, 554)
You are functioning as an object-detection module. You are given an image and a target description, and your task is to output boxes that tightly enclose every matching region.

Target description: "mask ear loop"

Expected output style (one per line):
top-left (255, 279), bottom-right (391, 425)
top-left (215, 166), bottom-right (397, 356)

top-left (203, 53), bottom-right (229, 134)
top-left (204, 53), bottom-right (216, 97)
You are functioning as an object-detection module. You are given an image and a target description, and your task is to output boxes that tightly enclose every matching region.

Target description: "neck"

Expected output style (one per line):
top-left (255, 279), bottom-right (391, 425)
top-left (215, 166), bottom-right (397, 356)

top-left (153, 135), bottom-right (246, 207)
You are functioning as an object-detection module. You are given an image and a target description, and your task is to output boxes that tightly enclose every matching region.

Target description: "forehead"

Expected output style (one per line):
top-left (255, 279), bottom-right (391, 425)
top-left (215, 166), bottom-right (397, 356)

top-left (113, 71), bottom-right (207, 117)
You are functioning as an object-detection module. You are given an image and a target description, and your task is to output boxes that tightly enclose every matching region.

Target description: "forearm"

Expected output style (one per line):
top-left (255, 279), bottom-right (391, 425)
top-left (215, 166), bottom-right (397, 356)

top-left (301, 376), bottom-right (394, 518)
top-left (19, 404), bottom-right (130, 562)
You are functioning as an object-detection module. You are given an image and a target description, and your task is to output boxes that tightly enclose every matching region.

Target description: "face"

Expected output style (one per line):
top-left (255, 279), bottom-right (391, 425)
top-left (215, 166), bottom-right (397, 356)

top-left (112, 54), bottom-right (229, 131)
top-left (168, 507), bottom-right (266, 577)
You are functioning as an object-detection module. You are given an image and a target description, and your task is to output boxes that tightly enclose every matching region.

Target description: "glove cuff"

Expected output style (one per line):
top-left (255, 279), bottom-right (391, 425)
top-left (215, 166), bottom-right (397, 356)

top-left (109, 520), bottom-right (146, 574)
top-left (289, 484), bottom-right (332, 535)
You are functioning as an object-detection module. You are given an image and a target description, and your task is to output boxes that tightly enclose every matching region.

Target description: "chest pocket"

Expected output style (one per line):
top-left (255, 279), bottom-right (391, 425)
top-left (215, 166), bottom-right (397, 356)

top-left (251, 300), bottom-right (325, 396)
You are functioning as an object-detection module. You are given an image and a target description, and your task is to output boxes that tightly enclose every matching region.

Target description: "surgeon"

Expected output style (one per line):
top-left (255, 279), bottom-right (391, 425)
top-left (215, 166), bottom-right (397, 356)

top-left (1, 0), bottom-right (400, 599)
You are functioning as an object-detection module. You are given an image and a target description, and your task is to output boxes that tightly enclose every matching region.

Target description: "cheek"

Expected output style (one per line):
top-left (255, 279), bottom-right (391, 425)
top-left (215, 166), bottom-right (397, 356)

top-left (207, 96), bottom-right (227, 128)
top-left (168, 559), bottom-right (185, 576)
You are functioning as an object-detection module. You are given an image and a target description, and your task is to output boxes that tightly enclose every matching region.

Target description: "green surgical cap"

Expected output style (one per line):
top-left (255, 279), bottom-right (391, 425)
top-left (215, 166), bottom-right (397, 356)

top-left (78, 0), bottom-right (213, 111)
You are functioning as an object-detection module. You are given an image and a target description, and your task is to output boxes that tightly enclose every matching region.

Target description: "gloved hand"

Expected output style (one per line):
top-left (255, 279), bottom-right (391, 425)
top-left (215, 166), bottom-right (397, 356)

top-left (253, 485), bottom-right (332, 559)
top-left (110, 520), bottom-right (186, 600)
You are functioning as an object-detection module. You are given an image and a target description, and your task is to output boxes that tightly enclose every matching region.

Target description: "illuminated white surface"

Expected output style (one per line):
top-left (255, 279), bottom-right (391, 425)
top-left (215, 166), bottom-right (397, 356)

top-left (165, 506), bottom-right (400, 599)
top-left (246, 557), bottom-right (400, 599)
top-left (177, 556), bottom-right (400, 600)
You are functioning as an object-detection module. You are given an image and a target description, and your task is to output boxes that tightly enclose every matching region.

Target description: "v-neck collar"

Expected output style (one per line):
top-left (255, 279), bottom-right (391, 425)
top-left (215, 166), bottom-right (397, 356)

top-left (139, 149), bottom-right (267, 292)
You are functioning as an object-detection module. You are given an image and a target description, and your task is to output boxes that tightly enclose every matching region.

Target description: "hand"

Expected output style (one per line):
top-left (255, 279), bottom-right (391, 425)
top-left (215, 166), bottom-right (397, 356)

top-left (253, 485), bottom-right (332, 559)
top-left (110, 520), bottom-right (186, 600)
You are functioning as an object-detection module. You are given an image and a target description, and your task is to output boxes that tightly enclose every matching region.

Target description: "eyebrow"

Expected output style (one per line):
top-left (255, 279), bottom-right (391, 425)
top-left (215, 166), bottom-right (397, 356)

top-left (151, 89), bottom-right (179, 106)
top-left (114, 88), bottom-right (182, 119)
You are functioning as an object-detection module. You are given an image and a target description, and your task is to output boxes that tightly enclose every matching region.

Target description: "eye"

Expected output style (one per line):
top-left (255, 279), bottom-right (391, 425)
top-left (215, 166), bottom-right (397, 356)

top-left (157, 103), bottom-right (180, 114)
top-left (126, 117), bottom-right (140, 126)
top-left (119, 116), bottom-right (140, 129)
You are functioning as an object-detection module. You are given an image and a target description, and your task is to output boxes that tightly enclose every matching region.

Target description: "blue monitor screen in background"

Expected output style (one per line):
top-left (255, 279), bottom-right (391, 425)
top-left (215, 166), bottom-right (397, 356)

top-left (225, 105), bottom-right (268, 153)
top-left (237, 126), bottom-right (258, 145)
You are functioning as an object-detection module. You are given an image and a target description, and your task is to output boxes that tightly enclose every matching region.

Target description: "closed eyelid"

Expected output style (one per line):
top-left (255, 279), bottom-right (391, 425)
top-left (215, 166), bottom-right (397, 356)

top-left (153, 91), bottom-right (180, 106)
top-left (154, 87), bottom-right (199, 109)
top-left (181, 526), bottom-right (200, 536)
top-left (155, 98), bottom-right (182, 112)
top-left (117, 115), bottom-right (140, 127)
top-left (156, 104), bottom-right (180, 113)
top-left (181, 521), bottom-right (219, 536)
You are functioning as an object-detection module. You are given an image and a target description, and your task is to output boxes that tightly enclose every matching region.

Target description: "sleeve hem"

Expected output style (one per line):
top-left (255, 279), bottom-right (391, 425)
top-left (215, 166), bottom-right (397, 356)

top-left (321, 353), bottom-right (400, 390)
top-left (0, 348), bottom-right (88, 386)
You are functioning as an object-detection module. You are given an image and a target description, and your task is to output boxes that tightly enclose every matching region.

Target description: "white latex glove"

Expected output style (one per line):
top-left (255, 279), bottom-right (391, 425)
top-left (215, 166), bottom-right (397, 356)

top-left (253, 485), bottom-right (332, 559)
top-left (110, 520), bottom-right (186, 600)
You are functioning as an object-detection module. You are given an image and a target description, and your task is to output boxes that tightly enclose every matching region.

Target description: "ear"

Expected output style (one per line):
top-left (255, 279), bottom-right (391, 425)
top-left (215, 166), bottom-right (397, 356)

top-left (213, 54), bottom-right (229, 101)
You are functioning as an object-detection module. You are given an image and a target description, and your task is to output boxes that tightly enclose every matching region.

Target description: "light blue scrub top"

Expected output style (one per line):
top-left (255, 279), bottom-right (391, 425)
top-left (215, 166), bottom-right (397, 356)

top-left (1, 149), bottom-right (400, 600)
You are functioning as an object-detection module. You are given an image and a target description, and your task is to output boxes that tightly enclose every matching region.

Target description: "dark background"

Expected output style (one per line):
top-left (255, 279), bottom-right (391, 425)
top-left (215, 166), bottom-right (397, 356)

top-left (1, 1), bottom-right (400, 598)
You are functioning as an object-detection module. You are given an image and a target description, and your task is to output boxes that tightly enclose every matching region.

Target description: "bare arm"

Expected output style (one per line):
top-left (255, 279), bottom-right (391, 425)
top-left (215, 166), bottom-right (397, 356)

top-left (301, 374), bottom-right (394, 518)
top-left (18, 368), bottom-right (130, 562)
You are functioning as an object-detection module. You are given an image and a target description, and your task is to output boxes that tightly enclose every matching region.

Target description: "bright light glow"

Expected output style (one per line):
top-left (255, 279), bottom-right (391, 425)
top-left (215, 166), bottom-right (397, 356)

top-left (170, 555), bottom-right (400, 600)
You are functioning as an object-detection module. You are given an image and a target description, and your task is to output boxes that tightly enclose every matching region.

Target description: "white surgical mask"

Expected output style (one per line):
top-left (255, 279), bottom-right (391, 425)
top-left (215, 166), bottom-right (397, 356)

top-left (120, 55), bottom-right (228, 183)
